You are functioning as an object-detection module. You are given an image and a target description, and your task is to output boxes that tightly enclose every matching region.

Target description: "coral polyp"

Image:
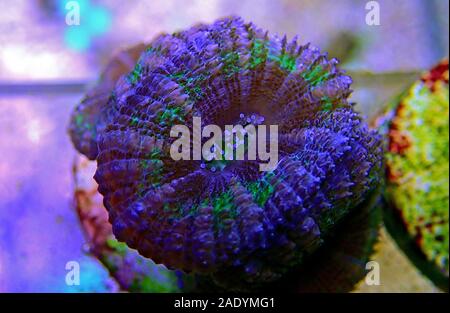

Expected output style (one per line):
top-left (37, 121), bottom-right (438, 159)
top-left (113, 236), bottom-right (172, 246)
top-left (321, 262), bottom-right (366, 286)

top-left (381, 60), bottom-right (449, 284)
top-left (69, 16), bottom-right (383, 288)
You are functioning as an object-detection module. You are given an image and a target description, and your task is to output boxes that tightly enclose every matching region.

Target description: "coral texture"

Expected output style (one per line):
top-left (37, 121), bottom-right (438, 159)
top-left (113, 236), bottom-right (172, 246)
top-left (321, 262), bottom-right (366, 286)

top-left (73, 155), bottom-right (195, 292)
top-left (69, 16), bottom-right (383, 287)
top-left (384, 60), bottom-right (449, 278)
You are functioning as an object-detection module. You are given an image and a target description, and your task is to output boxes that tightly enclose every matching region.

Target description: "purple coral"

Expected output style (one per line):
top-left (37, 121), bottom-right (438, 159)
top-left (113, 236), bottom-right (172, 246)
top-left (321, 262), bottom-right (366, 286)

top-left (69, 16), bottom-right (383, 288)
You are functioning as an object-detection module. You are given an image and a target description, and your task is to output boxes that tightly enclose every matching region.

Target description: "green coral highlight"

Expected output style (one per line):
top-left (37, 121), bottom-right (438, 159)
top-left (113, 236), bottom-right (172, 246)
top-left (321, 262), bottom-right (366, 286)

top-left (278, 53), bottom-right (297, 72)
top-left (129, 275), bottom-right (179, 293)
top-left (301, 65), bottom-right (331, 87)
top-left (130, 116), bottom-right (140, 126)
top-left (221, 51), bottom-right (241, 77)
top-left (249, 38), bottom-right (298, 72)
top-left (137, 148), bottom-right (164, 196)
top-left (139, 148), bottom-right (163, 170)
top-left (386, 79), bottom-right (449, 275)
top-left (104, 237), bottom-right (185, 293)
top-left (321, 96), bottom-right (334, 111)
top-left (75, 114), bottom-right (84, 127)
top-left (246, 173), bottom-right (276, 207)
top-left (211, 190), bottom-right (238, 230)
top-left (268, 52), bottom-right (297, 72)
top-left (248, 38), bottom-right (269, 69)
top-left (161, 189), bottom-right (239, 224)
top-left (156, 105), bottom-right (186, 126)
top-left (127, 62), bottom-right (143, 85)
top-left (145, 45), bottom-right (165, 56)
top-left (74, 113), bottom-right (96, 137)
top-left (212, 190), bottom-right (236, 216)
top-left (175, 173), bottom-right (278, 224)
top-left (110, 90), bottom-right (117, 102)
top-left (168, 71), bottom-right (208, 101)
top-left (106, 237), bottom-right (128, 256)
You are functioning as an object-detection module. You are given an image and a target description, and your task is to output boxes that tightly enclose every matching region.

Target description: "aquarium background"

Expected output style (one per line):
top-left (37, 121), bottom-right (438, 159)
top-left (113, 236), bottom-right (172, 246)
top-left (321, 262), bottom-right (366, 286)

top-left (0, 0), bottom-right (448, 292)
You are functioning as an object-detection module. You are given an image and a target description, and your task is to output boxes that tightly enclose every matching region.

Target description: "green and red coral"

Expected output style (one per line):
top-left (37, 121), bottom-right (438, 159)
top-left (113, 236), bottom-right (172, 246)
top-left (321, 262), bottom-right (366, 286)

top-left (385, 60), bottom-right (449, 278)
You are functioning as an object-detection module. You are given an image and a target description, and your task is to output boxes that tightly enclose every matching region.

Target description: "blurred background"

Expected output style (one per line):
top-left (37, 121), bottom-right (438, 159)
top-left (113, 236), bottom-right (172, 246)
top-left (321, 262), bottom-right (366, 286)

top-left (0, 0), bottom-right (448, 292)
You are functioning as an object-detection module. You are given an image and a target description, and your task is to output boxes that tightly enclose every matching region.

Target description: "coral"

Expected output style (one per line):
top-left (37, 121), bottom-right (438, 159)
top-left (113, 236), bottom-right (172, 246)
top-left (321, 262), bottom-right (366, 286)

top-left (383, 60), bottom-right (449, 279)
top-left (69, 43), bottom-right (147, 160)
top-left (73, 155), bottom-right (195, 292)
top-left (69, 16), bottom-right (383, 288)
